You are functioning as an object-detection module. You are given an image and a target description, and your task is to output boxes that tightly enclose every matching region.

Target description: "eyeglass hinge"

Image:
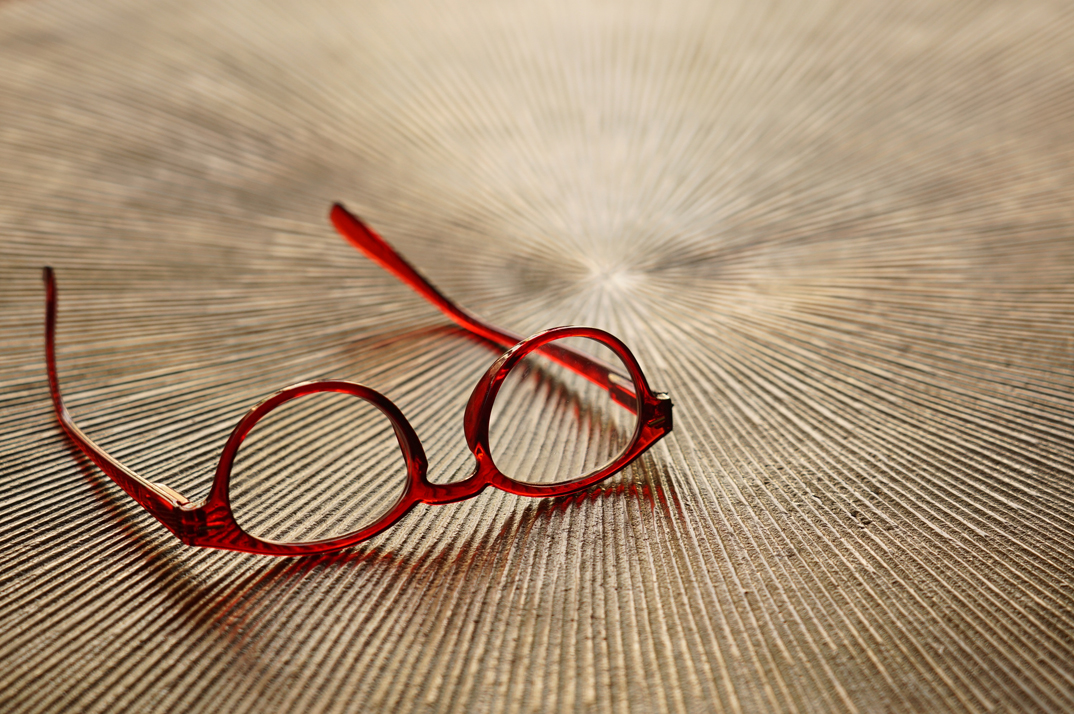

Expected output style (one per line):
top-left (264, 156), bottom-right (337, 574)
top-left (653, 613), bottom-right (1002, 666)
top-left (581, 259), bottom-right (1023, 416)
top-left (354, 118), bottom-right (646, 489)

top-left (173, 501), bottom-right (209, 545)
top-left (153, 482), bottom-right (189, 505)
top-left (647, 393), bottom-right (673, 431)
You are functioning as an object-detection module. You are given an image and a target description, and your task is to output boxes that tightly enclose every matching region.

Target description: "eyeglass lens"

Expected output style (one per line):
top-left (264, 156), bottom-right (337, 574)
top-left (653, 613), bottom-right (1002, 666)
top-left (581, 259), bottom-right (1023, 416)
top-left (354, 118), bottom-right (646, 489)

top-left (488, 336), bottom-right (639, 486)
top-left (229, 391), bottom-right (409, 543)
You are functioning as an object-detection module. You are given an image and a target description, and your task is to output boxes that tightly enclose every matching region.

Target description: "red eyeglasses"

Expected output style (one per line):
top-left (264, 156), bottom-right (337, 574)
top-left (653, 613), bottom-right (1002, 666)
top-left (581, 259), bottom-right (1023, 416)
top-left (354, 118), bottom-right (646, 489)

top-left (43, 203), bottom-right (673, 556)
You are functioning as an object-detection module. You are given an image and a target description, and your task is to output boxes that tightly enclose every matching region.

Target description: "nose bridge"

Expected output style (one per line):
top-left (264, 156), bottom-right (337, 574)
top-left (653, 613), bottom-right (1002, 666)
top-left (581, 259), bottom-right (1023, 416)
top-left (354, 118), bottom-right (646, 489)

top-left (419, 474), bottom-right (488, 505)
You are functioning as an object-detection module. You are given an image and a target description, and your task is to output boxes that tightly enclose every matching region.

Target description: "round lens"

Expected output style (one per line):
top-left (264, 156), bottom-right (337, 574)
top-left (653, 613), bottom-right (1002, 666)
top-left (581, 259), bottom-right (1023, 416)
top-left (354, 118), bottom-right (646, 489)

top-left (488, 335), bottom-right (640, 485)
top-left (229, 390), bottom-right (409, 543)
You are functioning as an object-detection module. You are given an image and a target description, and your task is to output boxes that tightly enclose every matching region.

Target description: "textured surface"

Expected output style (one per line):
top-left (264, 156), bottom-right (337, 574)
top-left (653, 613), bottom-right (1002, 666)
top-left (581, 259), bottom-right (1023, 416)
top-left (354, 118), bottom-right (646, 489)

top-left (2, 0), bottom-right (1074, 711)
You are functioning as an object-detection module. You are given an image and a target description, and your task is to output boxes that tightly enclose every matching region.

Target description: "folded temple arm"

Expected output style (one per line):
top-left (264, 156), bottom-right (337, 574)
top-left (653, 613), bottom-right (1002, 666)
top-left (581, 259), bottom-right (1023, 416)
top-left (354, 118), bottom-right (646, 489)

top-left (329, 203), bottom-right (638, 411)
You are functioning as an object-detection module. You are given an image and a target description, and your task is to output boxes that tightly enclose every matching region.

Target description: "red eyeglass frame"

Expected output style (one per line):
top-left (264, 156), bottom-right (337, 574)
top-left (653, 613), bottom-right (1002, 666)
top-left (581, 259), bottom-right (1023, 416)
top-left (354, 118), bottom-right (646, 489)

top-left (42, 203), bottom-right (673, 556)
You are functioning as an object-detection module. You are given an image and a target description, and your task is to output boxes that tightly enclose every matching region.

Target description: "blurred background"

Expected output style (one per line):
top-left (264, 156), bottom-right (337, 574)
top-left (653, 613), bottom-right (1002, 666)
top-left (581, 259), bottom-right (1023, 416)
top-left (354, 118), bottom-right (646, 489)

top-left (1, 0), bottom-right (1072, 711)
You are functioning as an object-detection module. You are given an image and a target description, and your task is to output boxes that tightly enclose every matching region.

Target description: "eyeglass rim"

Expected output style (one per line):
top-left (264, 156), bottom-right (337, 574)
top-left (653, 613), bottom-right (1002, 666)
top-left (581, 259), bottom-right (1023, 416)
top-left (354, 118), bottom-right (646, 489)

top-left (191, 325), bottom-right (669, 556)
top-left (462, 324), bottom-right (666, 493)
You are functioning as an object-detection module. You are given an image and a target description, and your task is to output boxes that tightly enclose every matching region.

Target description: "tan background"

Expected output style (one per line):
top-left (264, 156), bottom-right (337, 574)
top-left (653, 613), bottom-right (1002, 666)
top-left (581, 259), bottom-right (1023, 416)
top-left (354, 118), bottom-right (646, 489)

top-left (1, 0), bottom-right (1073, 711)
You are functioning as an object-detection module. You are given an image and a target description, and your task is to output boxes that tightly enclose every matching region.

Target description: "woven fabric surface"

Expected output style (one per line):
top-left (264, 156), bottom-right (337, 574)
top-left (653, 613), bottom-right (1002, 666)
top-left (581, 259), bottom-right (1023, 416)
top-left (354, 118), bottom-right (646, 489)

top-left (1, 0), bottom-right (1073, 711)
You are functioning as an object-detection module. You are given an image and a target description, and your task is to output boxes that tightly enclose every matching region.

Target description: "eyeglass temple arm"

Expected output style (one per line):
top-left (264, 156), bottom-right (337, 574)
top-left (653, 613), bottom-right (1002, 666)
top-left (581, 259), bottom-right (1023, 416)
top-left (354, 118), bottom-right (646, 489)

top-left (329, 203), bottom-right (639, 410)
top-left (42, 268), bottom-right (189, 523)
top-left (330, 203), bottom-right (526, 348)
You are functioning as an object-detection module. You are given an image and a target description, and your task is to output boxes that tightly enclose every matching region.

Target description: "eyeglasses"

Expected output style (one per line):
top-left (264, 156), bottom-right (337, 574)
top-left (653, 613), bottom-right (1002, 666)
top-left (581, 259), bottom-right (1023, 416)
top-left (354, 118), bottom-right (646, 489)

top-left (43, 203), bottom-right (673, 556)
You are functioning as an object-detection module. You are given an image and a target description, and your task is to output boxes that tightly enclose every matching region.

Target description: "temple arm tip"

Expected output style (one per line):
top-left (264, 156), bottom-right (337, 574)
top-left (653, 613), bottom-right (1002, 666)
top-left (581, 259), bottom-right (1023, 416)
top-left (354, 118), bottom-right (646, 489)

top-left (330, 202), bottom-right (380, 249)
top-left (43, 266), bottom-right (56, 304)
top-left (329, 202), bottom-right (350, 222)
top-left (330, 202), bottom-right (363, 233)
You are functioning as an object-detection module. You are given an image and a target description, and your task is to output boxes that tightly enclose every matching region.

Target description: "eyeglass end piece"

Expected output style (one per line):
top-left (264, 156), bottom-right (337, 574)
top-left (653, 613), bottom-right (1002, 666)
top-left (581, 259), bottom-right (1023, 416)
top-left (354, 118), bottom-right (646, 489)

top-left (153, 482), bottom-right (190, 505)
top-left (649, 393), bottom-right (673, 433)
